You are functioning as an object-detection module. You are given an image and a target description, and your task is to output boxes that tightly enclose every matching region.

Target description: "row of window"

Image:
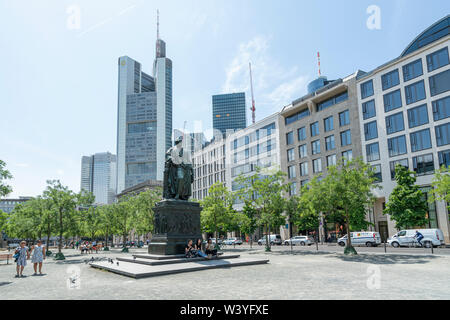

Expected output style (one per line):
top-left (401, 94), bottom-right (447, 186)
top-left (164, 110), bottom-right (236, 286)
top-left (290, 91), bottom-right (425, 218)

top-left (287, 130), bottom-right (352, 161)
top-left (361, 46), bottom-right (449, 99)
top-left (364, 96), bottom-right (450, 141)
top-left (286, 110), bottom-right (350, 145)
top-left (287, 150), bottom-right (353, 179)
top-left (365, 123), bottom-right (450, 161)
top-left (231, 123), bottom-right (276, 150)
top-left (381, 149), bottom-right (450, 182)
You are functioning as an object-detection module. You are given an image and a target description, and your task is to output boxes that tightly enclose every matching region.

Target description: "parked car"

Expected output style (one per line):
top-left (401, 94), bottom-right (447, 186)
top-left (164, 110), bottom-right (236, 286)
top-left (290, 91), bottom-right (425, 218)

top-left (338, 232), bottom-right (381, 247)
top-left (223, 238), bottom-right (243, 245)
top-left (284, 236), bottom-right (314, 246)
top-left (388, 229), bottom-right (445, 248)
top-left (258, 234), bottom-right (282, 246)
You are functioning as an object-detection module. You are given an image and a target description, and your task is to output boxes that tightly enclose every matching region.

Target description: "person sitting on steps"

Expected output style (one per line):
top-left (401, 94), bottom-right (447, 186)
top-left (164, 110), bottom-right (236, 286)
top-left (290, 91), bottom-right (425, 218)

top-left (205, 239), bottom-right (218, 259)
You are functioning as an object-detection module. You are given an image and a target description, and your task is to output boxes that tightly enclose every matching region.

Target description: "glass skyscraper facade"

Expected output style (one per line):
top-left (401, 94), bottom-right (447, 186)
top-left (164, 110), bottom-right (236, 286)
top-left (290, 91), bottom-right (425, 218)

top-left (212, 92), bottom-right (247, 135)
top-left (80, 152), bottom-right (117, 204)
top-left (116, 33), bottom-right (172, 194)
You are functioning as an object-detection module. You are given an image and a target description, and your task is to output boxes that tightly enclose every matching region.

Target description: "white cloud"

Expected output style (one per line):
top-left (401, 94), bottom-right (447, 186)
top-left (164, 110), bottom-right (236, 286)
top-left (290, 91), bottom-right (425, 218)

top-left (222, 35), bottom-right (310, 117)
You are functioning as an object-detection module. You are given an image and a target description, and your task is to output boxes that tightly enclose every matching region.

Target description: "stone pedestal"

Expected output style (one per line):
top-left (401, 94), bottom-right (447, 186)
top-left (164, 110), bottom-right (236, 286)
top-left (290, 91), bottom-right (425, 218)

top-left (148, 200), bottom-right (202, 255)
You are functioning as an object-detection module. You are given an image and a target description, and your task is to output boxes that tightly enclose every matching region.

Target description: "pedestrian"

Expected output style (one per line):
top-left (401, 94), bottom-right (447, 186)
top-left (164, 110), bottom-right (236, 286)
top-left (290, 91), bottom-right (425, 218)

top-left (31, 240), bottom-right (46, 275)
top-left (14, 241), bottom-right (30, 278)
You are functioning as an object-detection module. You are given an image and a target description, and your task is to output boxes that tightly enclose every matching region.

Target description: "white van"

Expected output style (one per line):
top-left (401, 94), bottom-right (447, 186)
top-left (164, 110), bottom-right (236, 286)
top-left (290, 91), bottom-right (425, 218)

top-left (388, 229), bottom-right (445, 248)
top-left (258, 234), bottom-right (282, 246)
top-left (338, 232), bottom-right (381, 247)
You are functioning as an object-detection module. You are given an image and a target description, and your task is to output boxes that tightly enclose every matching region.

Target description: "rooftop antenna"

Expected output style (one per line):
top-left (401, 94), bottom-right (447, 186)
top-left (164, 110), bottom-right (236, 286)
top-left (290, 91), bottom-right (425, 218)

top-left (317, 52), bottom-right (322, 77)
top-left (249, 62), bottom-right (256, 124)
top-left (157, 9), bottom-right (160, 40)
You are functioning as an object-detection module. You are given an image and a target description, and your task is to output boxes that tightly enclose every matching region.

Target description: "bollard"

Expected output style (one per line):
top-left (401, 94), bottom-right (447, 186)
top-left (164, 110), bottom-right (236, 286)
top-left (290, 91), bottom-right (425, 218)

top-left (384, 241), bottom-right (387, 253)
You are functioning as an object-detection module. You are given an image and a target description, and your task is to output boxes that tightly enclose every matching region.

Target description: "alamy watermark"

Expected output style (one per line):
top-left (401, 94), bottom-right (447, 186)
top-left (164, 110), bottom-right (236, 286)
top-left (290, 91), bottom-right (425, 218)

top-left (66, 265), bottom-right (81, 289)
top-left (366, 265), bottom-right (381, 290)
top-left (366, 5), bottom-right (381, 30)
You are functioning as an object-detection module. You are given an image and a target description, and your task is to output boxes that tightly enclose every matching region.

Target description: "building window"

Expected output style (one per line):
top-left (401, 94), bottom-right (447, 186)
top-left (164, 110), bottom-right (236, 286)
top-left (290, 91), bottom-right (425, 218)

top-left (390, 159), bottom-right (409, 180)
top-left (286, 131), bottom-right (294, 145)
top-left (340, 130), bottom-right (351, 146)
top-left (432, 96), bottom-right (450, 121)
top-left (413, 153), bottom-right (434, 176)
top-left (316, 91), bottom-right (348, 112)
top-left (342, 150), bottom-right (353, 164)
top-left (325, 135), bottom-right (335, 151)
top-left (362, 100), bottom-right (376, 120)
top-left (300, 162), bottom-right (309, 176)
top-left (287, 148), bottom-right (295, 162)
top-left (386, 112), bottom-right (405, 135)
top-left (429, 69), bottom-right (450, 97)
top-left (408, 104), bottom-right (429, 128)
top-left (364, 121), bottom-right (378, 141)
top-left (382, 69), bottom-right (400, 91)
top-left (372, 164), bottom-right (382, 182)
top-left (324, 116), bottom-right (334, 132)
top-left (289, 182), bottom-right (297, 196)
top-left (339, 110), bottom-right (350, 126)
top-left (298, 127), bottom-right (306, 141)
top-left (384, 89), bottom-right (403, 112)
top-left (299, 144), bottom-right (307, 158)
top-left (366, 143), bottom-right (380, 162)
top-left (405, 80), bottom-right (426, 105)
top-left (285, 109), bottom-right (310, 125)
top-left (301, 180), bottom-right (309, 188)
top-left (313, 158), bottom-right (322, 173)
top-left (438, 149), bottom-right (450, 168)
top-left (436, 123), bottom-right (450, 146)
top-left (288, 165), bottom-right (296, 179)
top-left (311, 140), bottom-right (321, 155)
top-left (127, 122), bottom-right (154, 133)
top-left (388, 135), bottom-right (407, 157)
top-left (361, 80), bottom-right (374, 99)
top-left (327, 154), bottom-right (337, 167)
top-left (426, 47), bottom-right (449, 72)
top-left (410, 128), bottom-right (432, 152)
top-left (403, 59), bottom-right (423, 82)
top-left (310, 122), bottom-right (319, 137)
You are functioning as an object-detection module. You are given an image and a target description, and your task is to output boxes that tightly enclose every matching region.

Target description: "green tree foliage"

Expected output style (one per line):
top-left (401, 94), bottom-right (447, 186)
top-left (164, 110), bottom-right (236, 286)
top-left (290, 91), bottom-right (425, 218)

top-left (43, 180), bottom-right (78, 259)
top-left (0, 159), bottom-right (12, 198)
top-left (239, 202), bottom-right (259, 247)
top-left (431, 166), bottom-right (450, 211)
top-left (234, 168), bottom-right (289, 251)
top-left (384, 165), bottom-right (428, 230)
top-left (200, 182), bottom-right (236, 244)
top-left (111, 196), bottom-right (135, 248)
top-left (131, 188), bottom-right (162, 240)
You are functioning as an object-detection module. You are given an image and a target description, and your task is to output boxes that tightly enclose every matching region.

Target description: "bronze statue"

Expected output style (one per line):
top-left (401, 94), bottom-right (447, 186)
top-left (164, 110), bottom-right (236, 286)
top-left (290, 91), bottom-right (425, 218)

top-left (163, 136), bottom-right (194, 201)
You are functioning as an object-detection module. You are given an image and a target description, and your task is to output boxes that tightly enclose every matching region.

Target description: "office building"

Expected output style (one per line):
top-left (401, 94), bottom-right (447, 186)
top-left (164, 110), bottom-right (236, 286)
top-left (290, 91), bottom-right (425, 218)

top-left (212, 92), bottom-right (247, 135)
top-left (173, 129), bottom-right (207, 155)
top-left (356, 15), bottom-right (450, 242)
top-left (116, 20), bottom-right (172, 193)
top-left (80, 152), bottom-right (117, 204)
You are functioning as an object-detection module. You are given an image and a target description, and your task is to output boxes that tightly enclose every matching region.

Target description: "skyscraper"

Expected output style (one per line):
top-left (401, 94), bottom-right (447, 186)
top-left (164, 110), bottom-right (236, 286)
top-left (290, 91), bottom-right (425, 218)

top-left (212, 92), bottom-right (247, 135)
top-left (116, 13), bottom-right (172, 194)
top-left (80, 152), bottom-right (117, 204)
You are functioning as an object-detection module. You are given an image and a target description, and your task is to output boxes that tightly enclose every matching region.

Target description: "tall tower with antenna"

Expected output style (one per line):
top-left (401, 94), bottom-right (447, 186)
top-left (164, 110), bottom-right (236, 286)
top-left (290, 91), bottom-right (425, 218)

top-left (249, 62), bottom-right (256, 124)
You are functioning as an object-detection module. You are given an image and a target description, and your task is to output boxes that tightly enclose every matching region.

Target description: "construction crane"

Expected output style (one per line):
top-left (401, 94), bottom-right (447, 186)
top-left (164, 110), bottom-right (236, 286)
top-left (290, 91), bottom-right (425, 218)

top-left (249, 62), bottom-right (256, 124)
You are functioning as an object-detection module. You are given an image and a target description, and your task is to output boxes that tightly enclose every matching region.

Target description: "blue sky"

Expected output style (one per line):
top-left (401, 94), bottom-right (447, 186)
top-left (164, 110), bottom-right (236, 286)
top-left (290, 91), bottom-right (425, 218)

top-left (1, 0), bottom-right (448, 197)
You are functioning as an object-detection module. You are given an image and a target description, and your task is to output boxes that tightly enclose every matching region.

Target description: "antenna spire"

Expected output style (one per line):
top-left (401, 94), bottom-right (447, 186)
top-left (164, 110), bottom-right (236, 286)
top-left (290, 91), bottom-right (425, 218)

top-left (249, 62), bottom-right (256, 124)
top-left (157, 9), bottom-right (160, 40)
top-left (317, 52), bottom-right (321, 77)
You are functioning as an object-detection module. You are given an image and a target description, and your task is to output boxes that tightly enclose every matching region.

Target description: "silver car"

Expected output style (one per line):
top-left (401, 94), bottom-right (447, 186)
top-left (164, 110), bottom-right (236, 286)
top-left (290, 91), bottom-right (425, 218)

top-left (284, 236), bottom-right (314, 246)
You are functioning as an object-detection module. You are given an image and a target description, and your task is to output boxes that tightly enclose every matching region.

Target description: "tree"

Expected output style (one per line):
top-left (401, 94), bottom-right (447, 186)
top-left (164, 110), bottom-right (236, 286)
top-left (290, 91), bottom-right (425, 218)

top-left (431, 166), bottom-right (450, 211)
top-left (384, 165), bottom-right (428, 230)
top-left (43, 180), bottom-right (77, 260)
top-left (234, 168), bottom-right (289, 252)
top-left (306, 159), bottom-right (378, 255)
top-left (0, 159), bottom-right (12, 198)
top-left (6, 199), bottom-right (43, 241)
top-left (112, 196), bottom-right (135, 252)
top-left (200, 182), bottom-right (235, 248)
top-left (132, 188), bottom-right (162, 243)
top-left (239, 201), bottom-right (259, 248)
top-left (98, 205), bottom-right (115, 250)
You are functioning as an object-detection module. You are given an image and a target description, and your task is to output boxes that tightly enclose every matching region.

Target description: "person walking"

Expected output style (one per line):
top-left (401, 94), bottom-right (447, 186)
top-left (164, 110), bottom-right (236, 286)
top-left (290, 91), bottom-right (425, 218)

top-left (31, 240), bottom-right (46, 275)
top-left (15, 241), bottom-right (30, 278)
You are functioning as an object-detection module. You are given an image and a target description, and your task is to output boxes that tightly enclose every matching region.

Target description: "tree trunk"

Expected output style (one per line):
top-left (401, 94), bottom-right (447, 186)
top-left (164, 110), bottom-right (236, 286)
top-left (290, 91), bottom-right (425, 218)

top-left (58, 209), bottom-right (63, 253)
top-left (46, 220), bottom-right (51, 252)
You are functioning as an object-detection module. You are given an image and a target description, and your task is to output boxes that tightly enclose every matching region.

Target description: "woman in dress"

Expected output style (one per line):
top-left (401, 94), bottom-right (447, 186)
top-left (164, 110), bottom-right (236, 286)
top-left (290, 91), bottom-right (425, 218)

top-left (31, 240), bottom-right (46, 275)
top-left (15, 241), bottom-right (30, 278)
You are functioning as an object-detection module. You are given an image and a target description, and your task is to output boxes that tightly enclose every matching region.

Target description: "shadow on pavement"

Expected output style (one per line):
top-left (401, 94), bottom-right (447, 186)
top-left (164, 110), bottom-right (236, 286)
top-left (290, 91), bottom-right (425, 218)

top-left (330, 253), bottom-right (438, 265)
top-left (0, 282), bottom-right (12, 287)
top-left (249, 250), bottom-right (331, 256)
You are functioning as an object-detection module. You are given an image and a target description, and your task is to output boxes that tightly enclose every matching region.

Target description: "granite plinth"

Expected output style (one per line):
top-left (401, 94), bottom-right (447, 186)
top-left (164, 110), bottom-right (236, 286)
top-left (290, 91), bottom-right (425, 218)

top-left (148, 200), bottom-right (202, 256)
